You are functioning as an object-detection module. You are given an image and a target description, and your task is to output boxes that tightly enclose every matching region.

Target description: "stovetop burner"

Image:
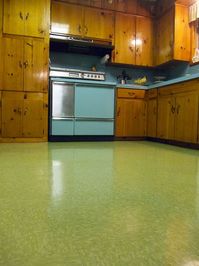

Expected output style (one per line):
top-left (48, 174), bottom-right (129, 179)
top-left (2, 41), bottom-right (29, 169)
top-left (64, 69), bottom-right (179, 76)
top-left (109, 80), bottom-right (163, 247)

top-left (50, 67), bottom-right (106, 81)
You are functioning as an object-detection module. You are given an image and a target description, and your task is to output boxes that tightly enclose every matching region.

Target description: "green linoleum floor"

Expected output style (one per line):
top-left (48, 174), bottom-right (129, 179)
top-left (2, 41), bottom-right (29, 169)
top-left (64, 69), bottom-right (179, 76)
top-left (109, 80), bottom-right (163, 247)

top-left (0, 141), bottom-right (199, 266)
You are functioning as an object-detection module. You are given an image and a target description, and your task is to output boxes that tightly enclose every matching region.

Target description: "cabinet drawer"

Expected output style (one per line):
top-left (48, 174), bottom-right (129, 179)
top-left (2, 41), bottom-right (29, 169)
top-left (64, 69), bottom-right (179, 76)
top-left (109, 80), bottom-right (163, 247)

top-left (117, 89), bottom-right (145, 99)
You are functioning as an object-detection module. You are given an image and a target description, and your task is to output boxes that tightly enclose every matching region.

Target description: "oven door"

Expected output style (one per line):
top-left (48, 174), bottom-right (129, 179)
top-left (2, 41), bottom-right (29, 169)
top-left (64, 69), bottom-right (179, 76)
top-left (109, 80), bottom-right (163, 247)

top-left (50, 81), bottom-right (75, 136)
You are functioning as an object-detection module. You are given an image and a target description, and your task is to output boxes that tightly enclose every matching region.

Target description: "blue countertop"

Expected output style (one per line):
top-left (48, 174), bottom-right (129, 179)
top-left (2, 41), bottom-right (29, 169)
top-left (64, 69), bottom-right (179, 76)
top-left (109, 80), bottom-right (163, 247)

top-left (116, 73), bottom-right (199, 90)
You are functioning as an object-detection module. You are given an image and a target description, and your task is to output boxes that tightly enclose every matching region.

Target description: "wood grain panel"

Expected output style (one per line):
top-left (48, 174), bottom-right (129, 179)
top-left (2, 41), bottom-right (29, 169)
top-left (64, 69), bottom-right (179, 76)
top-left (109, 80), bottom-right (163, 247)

top-left (2, 37), bottom-right (24, 91)
top-left (114, 13), bottom-right (136, 64)
top-left (174, 92), bottom-right (198, 143)
top-left (24, 39), bottom-right (45, 92)
top-left (157, 95), bottom-right (175, 140)
top-left (84, 7), bottom-right (114, 40)
top-left (147, 98), bottom-right (157, 138)
top-left (24, 0), bottom-right (49, 37)
top-left (3, 0), bottom-right (24, 35)
top-left (174, 4), bottom-right (190, 61)
top-left (2, 91), bottom-right (23, 137)
top-left (51, 2), bottom-right (83, 35)
top-left (136, 17), bottom-right (154, 66)
top-left (23, 93), bottom-right (44, 137)
top-left (117, 89), bottom-right (145, 99)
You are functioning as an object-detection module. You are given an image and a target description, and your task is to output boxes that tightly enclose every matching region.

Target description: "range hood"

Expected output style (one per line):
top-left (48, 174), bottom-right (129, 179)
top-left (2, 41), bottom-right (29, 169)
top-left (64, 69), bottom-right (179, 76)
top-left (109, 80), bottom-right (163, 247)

top-left (50, 33), bottom-right (114, 56)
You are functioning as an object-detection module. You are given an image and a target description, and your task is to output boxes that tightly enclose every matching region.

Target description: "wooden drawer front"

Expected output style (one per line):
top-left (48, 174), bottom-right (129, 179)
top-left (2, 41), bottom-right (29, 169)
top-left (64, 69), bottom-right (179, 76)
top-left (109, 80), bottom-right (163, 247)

top-left (117, 89), bottom-right (145, 99)
top-left (148, 89), bottom-right (157, 99)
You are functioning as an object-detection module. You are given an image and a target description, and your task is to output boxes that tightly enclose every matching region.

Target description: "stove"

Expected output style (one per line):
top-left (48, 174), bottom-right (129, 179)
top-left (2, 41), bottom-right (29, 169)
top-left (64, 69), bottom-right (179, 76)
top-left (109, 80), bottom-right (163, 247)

top-left (50, 67), bottom-right (106, 81)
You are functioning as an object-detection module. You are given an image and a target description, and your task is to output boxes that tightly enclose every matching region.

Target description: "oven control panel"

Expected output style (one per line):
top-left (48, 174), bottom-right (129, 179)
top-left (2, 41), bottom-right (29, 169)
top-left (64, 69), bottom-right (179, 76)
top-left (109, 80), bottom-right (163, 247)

top-left (50, 68), bottom-right (105, 81)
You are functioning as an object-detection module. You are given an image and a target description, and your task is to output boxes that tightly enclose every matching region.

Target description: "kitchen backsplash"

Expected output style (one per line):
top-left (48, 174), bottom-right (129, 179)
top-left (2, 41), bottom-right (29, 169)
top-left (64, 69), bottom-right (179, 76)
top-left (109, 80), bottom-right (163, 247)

top-left (50, 52), bottom-right (155, 85)
top-left (50, 51), bottom-right (199, 85)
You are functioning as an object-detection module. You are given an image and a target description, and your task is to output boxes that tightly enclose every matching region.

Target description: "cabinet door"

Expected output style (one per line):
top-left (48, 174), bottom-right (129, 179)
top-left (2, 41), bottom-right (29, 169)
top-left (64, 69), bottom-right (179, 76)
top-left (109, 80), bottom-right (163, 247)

top-left (155, 8), bottom-right (174, 65)
top-left (174, 4), bottom-right (190, 61)
top-left (136, 17), bottom-right (153, 66)
top-left (84, 7), bottom-right (114, 41)
top-left (23, 93), bottom-right (44, 137)
top-left (3, 0), bottom-right (24, 35)
top-left (115, 98), bottom-right (146, 137)
top-left (114, 13), bottom-right (136, 64)
top-left (2, 92), bottom-right (23, 137)
top-left (174, 92), bottom-right (198, 143)
top-left (2, 37), bottom-right (24, 91)
top-left (115, 98), bottom-right (126, 136)
top-left (24, 0), bottom-right (49, 37)
top-left (51, 2), bottom-right (83, 36)
top-left (131, 99), bottom-right (147, 136)
top-left (147, 98), bottom-right (157, 137)
top-left (157, 96), bottom-right (175, 139)
top-left (24, 39), bottom-right (45, 92)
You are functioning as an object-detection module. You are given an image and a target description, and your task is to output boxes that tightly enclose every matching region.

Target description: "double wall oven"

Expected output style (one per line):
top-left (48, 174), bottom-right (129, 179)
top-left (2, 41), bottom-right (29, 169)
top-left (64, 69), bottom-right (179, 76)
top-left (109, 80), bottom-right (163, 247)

top-left (49, 67), bottom-right (115, 140)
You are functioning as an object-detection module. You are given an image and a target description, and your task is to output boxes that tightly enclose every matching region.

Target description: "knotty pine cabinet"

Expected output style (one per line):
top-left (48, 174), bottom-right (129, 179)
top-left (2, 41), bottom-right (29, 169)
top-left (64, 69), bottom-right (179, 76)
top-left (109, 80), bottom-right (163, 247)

top-left (115, 89), bottom-right (147, 137)
top-left (1, 36), bottom-right (47, 92)
top-left (3, 0), bottom-right (49, 37)
top-left (51, 1), bottom-right (114, 41)
top-left (113, 13), bottom-right (153, 66)
top-left (1, 91), bottom-right (48, 138)
top-left (155, 4), bottom-right (190, 65)
top-left (147, 89), bottom-right (157, 138)
top-left (157, 86), bottom-right (198, 143)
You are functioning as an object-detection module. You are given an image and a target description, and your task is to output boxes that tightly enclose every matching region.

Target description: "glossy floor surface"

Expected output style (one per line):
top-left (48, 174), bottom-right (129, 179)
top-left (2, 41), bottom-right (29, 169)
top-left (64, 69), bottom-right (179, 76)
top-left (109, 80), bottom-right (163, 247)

top-left (1, 141), bottom-right (199, 266)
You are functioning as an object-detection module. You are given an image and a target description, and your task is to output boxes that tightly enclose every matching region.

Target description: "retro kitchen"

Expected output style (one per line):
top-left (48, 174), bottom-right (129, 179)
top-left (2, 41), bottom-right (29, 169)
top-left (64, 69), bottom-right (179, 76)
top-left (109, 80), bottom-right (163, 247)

top-left (0, 0), bottom-right (199, 146)
top-left (1, 1), bottom-right (199, 266)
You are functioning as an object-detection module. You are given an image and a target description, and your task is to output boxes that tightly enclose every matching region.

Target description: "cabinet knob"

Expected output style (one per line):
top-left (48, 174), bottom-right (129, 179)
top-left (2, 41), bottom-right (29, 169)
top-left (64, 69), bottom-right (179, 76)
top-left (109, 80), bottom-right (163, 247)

top-left (25, 12), bottom-right (29, 20)
top-left (19, 12), bottom-right (23, 20)
top-left (84, 25), bottom-right (88, 35)
top-left (78, 24), bottom-right (82, 34)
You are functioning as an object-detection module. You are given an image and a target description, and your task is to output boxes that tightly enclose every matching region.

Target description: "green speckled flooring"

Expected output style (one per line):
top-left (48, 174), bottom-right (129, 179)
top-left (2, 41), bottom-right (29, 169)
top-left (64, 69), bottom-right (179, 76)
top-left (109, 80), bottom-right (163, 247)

top-left (0, 141), bottom-right (199, 266)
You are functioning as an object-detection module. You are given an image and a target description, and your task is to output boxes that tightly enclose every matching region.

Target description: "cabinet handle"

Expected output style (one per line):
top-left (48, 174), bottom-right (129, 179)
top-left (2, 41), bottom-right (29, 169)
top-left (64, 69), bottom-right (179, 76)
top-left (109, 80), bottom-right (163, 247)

top-left (26, 42), bottom-right (33, 47)
top-left (84, 25), bottom-right (88, 35)
top-left (78, 24), bottom-right (82, 34)
top-left (117, 107), bottom-right (120, 117)
top-left (24, 107), bottom-right (28, 115)
top-left (128, 92), bottom-right (135, 97)
top-left (176, 105), bottom-right (180, 114)
top-left (171, 105), bottom-right (175, 114)
top-left (24, 61), bottom-right (28, 68)
top-left (19, 61), bottom-right (23, 68)
top-left (18, 107), bottom-right (22, 114)
top-left (25, 12), bottom-right (29, 20)
top-left (153, 106), bottom-right (156, 115)
top-left (19, 12), bottom-right (23, 20)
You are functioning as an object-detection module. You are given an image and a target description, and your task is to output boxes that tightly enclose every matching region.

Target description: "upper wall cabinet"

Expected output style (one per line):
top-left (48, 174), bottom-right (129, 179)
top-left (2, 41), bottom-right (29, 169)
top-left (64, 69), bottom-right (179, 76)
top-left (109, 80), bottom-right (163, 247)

top-left (3, 0), bottom-right (49, 37)
top-left (155, 4), bottom-right (190, 65)
top-left (113, 13), bottom-right (153, 66)
top-left (51, 1), bottom-right (114, 41)
top-left (113, 13), bottom-right (136, 65)
top-left (135, 17), bottom-right (153, 66)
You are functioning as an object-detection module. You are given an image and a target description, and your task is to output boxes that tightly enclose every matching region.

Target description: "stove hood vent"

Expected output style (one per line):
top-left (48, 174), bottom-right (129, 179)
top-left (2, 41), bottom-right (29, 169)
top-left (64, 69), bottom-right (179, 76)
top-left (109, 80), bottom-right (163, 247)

top-left (50, 33), bottom-right (114, 56)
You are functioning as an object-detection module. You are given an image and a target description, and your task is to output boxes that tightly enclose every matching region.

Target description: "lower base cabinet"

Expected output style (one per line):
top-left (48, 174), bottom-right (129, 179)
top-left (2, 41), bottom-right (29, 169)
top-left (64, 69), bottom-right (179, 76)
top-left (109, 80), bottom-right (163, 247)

top-left (1, 91), bottom-right (48, 138)
top-left (116, 88), bottom-right (147, 137)
top-left (157, 90), bottom-right (199, 143)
